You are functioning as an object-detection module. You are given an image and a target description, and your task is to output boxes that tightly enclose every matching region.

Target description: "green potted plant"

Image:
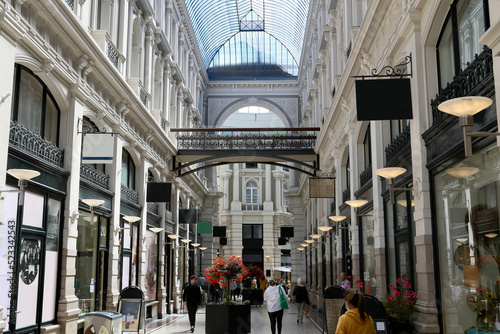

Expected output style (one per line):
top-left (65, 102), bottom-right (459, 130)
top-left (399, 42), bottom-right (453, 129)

top-left (204, 256), bottom-right (251, 334)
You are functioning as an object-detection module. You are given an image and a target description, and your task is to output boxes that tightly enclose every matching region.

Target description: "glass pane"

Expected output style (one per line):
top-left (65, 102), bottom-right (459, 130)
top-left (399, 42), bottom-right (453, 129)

top-left (435, 145), bottom-right (500, 333)
top-left (361, 215), bottom-right (376, 295)
top-left (438, 18), bottom-right (455, 89)
top-left (99, 218), bottom-right (108, 248)
top-left (42, 244), bottom-right (58, 322)
top-left (124, 222), bottom-right (131, 249)
top-left (131, 225), bottom-right (138, 286)
top-left (75, 213), bottom-right (98, 315)
top-left (145, 230), bottom-right (158, 300)
top-left (121, 151), bottom-right (129, 186)
top-left (122, 256), bottom-right (130, 290)
top-left (23, 191), bottom-right (44, 228)
top-left (44, 95), bottom-right (58, 144)
top-left (395, 192), bottom-right (409, 229)
top-left (46, 199), bottom-right (61, 252)
top-left (457, 0), bottom-right (485, 71)
top-left (385, 200), bottom-right (396, 285)
top-left (243, 225), bottom-right (252, 239)
top-left (253, 225), bottom-right (263, 239)
top-left (397, 241), bottom-right (411, 279)
top-left (17, 69), bottom-right (43, 136)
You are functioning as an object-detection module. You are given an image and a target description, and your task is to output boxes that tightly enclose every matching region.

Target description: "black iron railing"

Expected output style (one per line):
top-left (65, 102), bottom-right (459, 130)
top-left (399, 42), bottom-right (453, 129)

top-left (147, 202), bottom-right (159, 215)
top-left (66, 0), bottom-right (74, 9)
top-left (430, 47), bottom-right (493, 123)
top-left (80, 164), bottom-right (109, 189)
top-left (359, 164), bottom-right (372, 186)
top-left (175, 128), bottom-right (318, 150)
top-left (9, 121), bottom-right (64, 168)
top-left (385, 126), bottom-right (411, 163)
top-left (121, 185), bottom-right (139, 204)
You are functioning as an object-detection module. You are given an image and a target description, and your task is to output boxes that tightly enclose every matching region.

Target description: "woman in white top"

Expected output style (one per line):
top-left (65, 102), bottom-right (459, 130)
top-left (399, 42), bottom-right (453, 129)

top-left (264, 279), bottom-right (285, 334)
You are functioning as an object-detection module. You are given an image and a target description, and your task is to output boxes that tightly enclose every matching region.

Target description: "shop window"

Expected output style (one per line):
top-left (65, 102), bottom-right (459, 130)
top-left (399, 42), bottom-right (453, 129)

top-left (363, 125), bottom-right (371, 171)
top-left (436, 0), bottom-right (489, 89)
top-left (145, 229), bottom-right (159, 301)
top-left (435, 145), bottom-right (500, 332)
top-left (243, 224), bottom-right (263, 240)
top-left (11, 65), bottom-right (61, 145)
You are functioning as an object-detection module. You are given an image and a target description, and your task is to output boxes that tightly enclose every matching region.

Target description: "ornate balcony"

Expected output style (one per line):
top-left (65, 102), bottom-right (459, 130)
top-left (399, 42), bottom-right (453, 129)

top-left (121, 185), bottom-right (139, 204)
top-left (430, 47), bottom-right (493, 123)
top-left (385, 126), bottom-right (411, 164)
top-left (359, 164), bottom-right (372, 187)
top-left (241, 204), bottom-right (263, 211)
top-left (107, 39), bottom-right (119, 68)
top-left (9, 121), bottom-right (64, 168)
top-left (80, 164), bottom-right (109, 189)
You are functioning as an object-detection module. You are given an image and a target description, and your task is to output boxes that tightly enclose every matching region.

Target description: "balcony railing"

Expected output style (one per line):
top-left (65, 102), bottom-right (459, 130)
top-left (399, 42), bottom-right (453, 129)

top-left (140, 86), bottom-right (147, 106)
top-left (147, 202), bottom-right (159, 215)
top-left (385, 126), bottom-right (411, 164)
top-left (107, 38), bottom-right (119, 68)
top-left (359, 164), bottom-right (372, 186)
top-left (242, 204), bottom-right (263, 211)
top-left (430, 47), bottom-right (493, 123)
top-left (80, 164), bottom-right (109, 189)
top-left (121, 185), bottom-right (139, 204)
top-left (177, 129), bottom-right (317, 150)
top-left (66, 0), bottom-right (74, 10)
top-left (9, 121), bottom-right (64, 168)
top-left (165, 210), bottom-right (173, 222)
top-left (342, 187), bottom-right (350, 202)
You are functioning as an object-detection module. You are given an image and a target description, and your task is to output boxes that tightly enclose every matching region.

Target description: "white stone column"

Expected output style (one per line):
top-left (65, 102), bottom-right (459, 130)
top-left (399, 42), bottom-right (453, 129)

top-left (264, 165), bottom-right (273, 211)
top-left (231, 164), bottom-right (241, 210)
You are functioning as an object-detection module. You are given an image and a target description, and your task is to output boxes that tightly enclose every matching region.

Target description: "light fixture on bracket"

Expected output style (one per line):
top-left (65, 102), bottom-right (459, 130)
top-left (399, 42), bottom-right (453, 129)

top-left (181, 238), bottom-right (191, 244)
top-left (438, 96), bottom-right (494, 157)
top-left (167, 233), bottom-right (181, 239)
top-left (445, 167), bottom-right (479, 178)
top-left (149, 227), bottom-right (164, 233)
top-left (297, 247), bottom-right (305, 251)
top-left (199, 246), bottom-right (207, 251)
top-left (328, 215), bottom-right (346, 222)
top-left (375, 167), bottom-right (413, 204)
top-left (82, 198), bottom-right (105, 226)
top-left (300, 243), bottom-right (309, 247)
top-left (123, 216), bottom-right (141, 223)
top-left (318, 226), bottom-right (333, 232)
top-left (191, 243), bottom-right (201, 247)
top-left (345, 199), bottom-right (368, 211)
top-left (310, 234), bottom-right (322, 239)
top-left (456, 238), bottom-right (468, 243)
top-left (304, 239), bottom-right (315, 244)
top-left (485, 233), bottom-right (498, 239)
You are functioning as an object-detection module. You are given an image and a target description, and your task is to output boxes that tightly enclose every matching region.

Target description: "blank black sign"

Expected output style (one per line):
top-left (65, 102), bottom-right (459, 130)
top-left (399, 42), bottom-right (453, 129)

top-left (213, 226), bottom-right (227, 237)
top-left (146, 182), bottom-right (172, 202)
top-left (355, 79), bottom-right (413, 120)
top-left (278, 237), bottom-right (287, 245)
top-left (179, 209), bottom-right (197, 224)
top-left (280, 227), bottom-right (294, 238)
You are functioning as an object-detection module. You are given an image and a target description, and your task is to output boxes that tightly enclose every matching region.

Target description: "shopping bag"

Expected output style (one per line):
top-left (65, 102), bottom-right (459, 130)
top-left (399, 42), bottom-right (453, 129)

top-left (278, 286), bottom-right (288, 309)
top-left (305, 304), bottom-right (311, 318)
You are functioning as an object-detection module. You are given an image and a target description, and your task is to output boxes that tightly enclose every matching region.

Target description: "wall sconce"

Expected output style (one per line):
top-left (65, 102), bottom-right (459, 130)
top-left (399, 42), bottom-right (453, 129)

top-left (485, 233), bottom-right (498, 239)
top-left (123, 216), bottom-right (141, 223)
top-left (149, 227), bottom-right (164, 233)
top-left (438, 96), bottom-right (494, 157)
top-left (375, 167), bottom-right (412, 204)
top-left (345, 199), bottom-right (368, 210)
top-left (167, 233), bottom-right (181, 239)
top-left (199, 246), bottom-right (207, 251)
top-left (445, 167), bottom-right (479, 178)
top-left (310, 234), bottom-right (322, 239)
top-left (82, 198), bottom-right (104, 225)
top-left (191, 243), bottom-right (200, 247)
top-left (266, 255), bottom-right (270, 261)
top-left (181, 238), bottom-right (191, 244)
top-left (318, 226), bottom-right (333, 232)
top-left (297, 247), bottom-right (305, 251)
top-left (300, 243), bottom-right (309, 247)
top-left (304, 239), bottom-right (315, 244)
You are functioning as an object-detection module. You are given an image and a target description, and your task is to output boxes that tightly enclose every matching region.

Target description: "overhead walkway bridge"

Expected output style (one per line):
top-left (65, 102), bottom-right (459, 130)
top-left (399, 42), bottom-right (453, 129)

top-left (171, 127), bottom-right (320, 177)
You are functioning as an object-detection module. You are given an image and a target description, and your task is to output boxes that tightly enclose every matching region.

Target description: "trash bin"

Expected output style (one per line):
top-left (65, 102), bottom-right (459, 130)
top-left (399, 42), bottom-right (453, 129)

top-left (84, 310), bottom-right (122, 334)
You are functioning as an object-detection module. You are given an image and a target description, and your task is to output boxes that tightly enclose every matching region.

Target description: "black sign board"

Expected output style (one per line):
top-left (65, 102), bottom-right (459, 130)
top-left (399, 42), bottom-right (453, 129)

top-left (179, 209), bottom-right (197, 224)
top-left (355, 78), bottom-right (413, 120)
top-left (213, 226), bottom-right (227, 237)
top-left (146, 182), bottom-right (172, 202)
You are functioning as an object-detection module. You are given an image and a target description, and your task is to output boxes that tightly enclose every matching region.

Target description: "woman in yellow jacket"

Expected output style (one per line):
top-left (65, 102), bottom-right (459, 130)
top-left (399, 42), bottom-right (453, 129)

top-left (336, 289), bottom-right (376, 334)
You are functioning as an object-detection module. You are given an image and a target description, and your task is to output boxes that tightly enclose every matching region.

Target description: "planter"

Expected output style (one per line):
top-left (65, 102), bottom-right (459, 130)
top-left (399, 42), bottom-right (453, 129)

top-left (242, 288), bottom-right (263, 306)
top-left (206, 304), bottom-right (251, 334)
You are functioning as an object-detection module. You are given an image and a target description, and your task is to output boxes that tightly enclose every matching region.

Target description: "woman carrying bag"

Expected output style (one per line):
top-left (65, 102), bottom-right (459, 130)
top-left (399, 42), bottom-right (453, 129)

top-left (264, 279), bottom-right (287, 334)
top-left (292, 278), bottom-right (310, 324)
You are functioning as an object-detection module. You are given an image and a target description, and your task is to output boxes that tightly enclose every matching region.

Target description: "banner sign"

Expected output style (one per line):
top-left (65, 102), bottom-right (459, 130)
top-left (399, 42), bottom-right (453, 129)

top-left (309, 178), bottom-right (335, 198)
top-left (197, 222), bottom-right (212, 234)
top-left (82, 133), bottom-right (114, 164)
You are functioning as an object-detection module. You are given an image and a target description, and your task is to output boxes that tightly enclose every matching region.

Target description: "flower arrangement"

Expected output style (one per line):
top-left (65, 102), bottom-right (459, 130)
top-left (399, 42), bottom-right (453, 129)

top-left (244, 265), bottom-right (265, 281)
top-left (384, 277), bottom-right (418, 325)
top-left (204, 256), bottom-right (247, 304)
top-left (466, 287), bottom-right (496, 314)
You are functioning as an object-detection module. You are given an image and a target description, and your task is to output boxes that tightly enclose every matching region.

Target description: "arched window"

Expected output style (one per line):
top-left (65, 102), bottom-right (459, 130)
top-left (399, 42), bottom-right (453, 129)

top-left (363, 125), bottom-right (371, 170)
top-left (437, 0), bottom-right (489, 89)
top-left (121, 149), bottom-right (136, 189)
top-left (246, 181), bottom-right (258, 204)
top-left (11, 65), bottom-right (60, 145)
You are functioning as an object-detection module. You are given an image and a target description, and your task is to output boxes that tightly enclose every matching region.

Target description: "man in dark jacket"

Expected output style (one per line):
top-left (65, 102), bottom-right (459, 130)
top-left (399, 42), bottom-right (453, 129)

top-left (182, 275), bottom-right (201, 332)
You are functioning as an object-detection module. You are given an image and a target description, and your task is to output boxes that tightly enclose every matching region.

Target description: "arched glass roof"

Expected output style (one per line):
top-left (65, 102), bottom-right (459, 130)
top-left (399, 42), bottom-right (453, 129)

top-left (185, 0), bottom-right (310, 79)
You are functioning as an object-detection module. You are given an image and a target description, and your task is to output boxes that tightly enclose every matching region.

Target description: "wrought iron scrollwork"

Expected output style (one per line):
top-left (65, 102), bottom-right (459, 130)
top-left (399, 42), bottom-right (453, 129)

top-left (371, 55), bottom-right (411, 77)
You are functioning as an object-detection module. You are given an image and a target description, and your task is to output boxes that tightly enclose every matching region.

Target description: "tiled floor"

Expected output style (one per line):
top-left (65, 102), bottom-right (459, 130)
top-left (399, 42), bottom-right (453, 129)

top-left (147, 302), bottom-right (324, 334)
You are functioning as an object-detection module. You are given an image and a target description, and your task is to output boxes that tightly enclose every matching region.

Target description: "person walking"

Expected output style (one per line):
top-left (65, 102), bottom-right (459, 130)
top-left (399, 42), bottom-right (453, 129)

top-left (292, 278), bottom-right (310, 324)
top-left (182, 275), bottom-right (201, 333)
top-left (335, 289), bottom-right (376, 334)
top-left (264, 279), bottom-right (285, 334)
top-left (340, 272), bottom-right (351, 290)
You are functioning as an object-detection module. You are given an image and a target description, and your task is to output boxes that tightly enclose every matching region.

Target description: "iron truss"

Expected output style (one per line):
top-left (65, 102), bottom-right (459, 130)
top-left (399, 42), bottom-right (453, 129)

top-left (171, 127), bottom-right (320, 177)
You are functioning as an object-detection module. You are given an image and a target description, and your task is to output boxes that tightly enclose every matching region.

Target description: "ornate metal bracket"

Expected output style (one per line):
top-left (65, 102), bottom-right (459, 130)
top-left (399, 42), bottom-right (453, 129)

top-left (77, 117), bottom-right (117, 135)
top-left (352, 54), bottom-right (412, 79)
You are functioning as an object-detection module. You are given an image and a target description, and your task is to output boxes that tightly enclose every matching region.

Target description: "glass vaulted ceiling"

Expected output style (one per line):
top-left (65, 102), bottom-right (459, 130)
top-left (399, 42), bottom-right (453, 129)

top-left (185, 0), bottom-right (310, 80)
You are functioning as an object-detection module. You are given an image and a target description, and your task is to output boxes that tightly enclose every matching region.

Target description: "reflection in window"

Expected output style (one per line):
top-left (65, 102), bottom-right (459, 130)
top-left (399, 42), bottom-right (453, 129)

top-left (12, 65), bottom-right (60, 144)
top-left (435, 145), bottom-right (500, 332)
